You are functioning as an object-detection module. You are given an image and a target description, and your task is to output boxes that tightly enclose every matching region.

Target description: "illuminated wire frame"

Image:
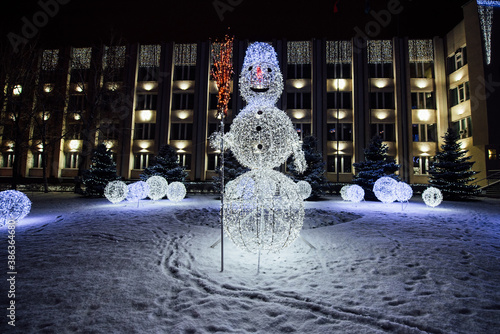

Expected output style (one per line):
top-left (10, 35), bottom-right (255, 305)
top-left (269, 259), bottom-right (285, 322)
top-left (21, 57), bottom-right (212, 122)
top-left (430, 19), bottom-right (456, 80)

top-left (347, 185), bottom-right (365, 203)
top-left (395, 182), bottom-right (413, 202)
top-left (126, 181), bottom-right (150, 202)
top-left (224, 169), bottom-right (304, 253)
top-left (340, 185), bottom-right (351, 201)
top-left (297, 181), bottom-right (312, 200)
top-left (373, 177), bottom-right (398, 204)
top-left (146, 176), bottom-right (168, 201)
top-left (104, 180), bottom-right (128, 204)
top-left (422, 187), bottom-right (443, 208)
top-left (167, 182), bottom-right (186, 202)
top-left (0, 190), bottom-right (31, 225)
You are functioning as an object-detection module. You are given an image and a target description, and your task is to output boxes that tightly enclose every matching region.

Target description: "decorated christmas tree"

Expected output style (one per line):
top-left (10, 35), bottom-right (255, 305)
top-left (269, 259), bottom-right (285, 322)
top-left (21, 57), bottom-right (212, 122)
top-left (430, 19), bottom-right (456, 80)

top-left (82, 143), bottom-right (120, 197)
top-left (428, 128), bottom-right (479, 200)
top-left (352, 136), bottom-right (400, 200)
top-left (212, 149), bottom-right (249, 193)
top-left (140, 145), bottom-right (188, 184)
top-left (287, 135), bottom-right (328, 198)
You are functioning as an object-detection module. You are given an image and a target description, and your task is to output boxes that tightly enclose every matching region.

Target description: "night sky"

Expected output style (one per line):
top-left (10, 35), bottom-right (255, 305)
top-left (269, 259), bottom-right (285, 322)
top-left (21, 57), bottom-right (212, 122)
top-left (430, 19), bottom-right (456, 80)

top-left (1, 0), bottom-right (472, 47)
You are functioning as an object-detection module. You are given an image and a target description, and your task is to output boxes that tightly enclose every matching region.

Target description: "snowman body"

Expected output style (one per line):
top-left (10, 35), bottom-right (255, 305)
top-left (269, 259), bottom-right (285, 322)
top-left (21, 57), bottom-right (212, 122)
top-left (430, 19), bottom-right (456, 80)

top-left (216, 42), bottom-right (306, 253)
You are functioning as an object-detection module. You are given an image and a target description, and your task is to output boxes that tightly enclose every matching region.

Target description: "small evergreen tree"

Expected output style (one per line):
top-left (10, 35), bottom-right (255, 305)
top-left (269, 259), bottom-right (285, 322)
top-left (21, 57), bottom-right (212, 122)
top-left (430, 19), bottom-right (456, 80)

top-left (140, 145), bottom-right (188, 183)
top-left (287, 135), bottom-right (328, 198)
top-left (352, 136), bottom-right (400, 200)
top-left (82, 143), bottom-right (120, 197)
top-left (212, 149), bottom-right (249, 193)
top-left (428, 128), bottom-right (479, 200)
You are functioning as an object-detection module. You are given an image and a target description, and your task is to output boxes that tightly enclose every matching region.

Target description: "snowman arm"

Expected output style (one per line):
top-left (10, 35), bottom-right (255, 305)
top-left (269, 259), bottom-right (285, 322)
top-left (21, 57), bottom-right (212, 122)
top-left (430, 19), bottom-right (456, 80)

top-left (293, 142), bottom-right (307, 174)
top-left (209, 131), bottom-right (233, 151)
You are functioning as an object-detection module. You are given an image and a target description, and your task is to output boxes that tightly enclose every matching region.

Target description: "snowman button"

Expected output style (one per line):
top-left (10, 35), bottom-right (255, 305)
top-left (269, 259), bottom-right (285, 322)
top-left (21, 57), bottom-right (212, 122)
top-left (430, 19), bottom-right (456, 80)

top-left (256, 126), bottom-right (262, 131)
top-left (257, 144), bottom-right (263, 150)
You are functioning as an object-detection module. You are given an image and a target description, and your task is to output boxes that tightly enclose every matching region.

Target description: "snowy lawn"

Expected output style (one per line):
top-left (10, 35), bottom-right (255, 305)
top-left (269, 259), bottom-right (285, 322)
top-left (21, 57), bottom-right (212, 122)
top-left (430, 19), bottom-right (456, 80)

top-left (1, 193), bottom-right (500, 333)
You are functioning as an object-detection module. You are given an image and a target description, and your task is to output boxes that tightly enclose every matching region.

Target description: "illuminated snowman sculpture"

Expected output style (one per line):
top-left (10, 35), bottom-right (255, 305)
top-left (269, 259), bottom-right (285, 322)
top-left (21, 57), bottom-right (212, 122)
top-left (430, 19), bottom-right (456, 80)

top-left (212, 42), bottom-right (307, 253)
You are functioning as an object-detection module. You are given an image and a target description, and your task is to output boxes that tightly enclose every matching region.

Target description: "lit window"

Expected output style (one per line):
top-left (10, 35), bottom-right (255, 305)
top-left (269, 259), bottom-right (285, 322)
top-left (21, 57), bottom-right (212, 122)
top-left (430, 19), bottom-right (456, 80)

top-left (413, 156), bottom-right (432, 175)
top-left (65, 152), bottom-right (79, 168)
top-left (1, 153), bottom-right (14, 168)
top-left (327, 155), bottom-right (352, 173)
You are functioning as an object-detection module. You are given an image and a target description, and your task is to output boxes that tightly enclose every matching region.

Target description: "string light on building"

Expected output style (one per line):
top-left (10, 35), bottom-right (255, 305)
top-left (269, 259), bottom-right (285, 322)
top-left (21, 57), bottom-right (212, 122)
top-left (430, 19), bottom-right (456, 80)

top-left (477, 1), bottom-right (497, 65)
top-left (373, 177), bottom-right (398, 203)
top-left (103, 46), bottom-right (126, 69)
top-left (368, 40), bottom-right (393, 64)
top-left (287, 41), bottom-right (312, 65)
top-left (326, 41), bottom-right (352, 64)
top-left (0, 190), bottom-right (31, 225)
top-left (146, 176), bottom-right (168, 201)
top-left (175, 43), bottom-right (197, 65)
top-left (104, 180), bottom-right (128, 204)
top-left (140, 45), bottom-right (161, 67)
top-left (422, 187), bottom-right (443, 208)
top-left (408, 40), bottom-right (434, 62)
top-left (42, 49), bottom-right (59, 70)
top-left (167, 182), bottom-right (186, 202)
top-left (71, 47), bottom-right (92, 69)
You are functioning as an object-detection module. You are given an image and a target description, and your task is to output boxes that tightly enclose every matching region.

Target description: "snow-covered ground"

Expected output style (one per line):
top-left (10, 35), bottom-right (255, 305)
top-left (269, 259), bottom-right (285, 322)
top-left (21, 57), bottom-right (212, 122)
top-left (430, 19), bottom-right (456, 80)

top-left (1, 193), bottom-right (500, 333)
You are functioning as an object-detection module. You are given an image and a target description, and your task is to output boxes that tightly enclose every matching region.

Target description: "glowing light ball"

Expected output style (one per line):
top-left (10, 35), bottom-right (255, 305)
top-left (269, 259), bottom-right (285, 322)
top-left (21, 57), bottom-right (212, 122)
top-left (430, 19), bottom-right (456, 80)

top-left (167, 182), bottom-right (186, 202)
top-left (224, 169), bottom-right (304, 253)
top-left (395, 182), bottom-right (413, 202)
top-left (297, 181), bottom-right (312, 200)
top-left (373, 177), bottom-right (398, 203)
top-left (126, 181), bottom-right (150, 202)
top-left (422, 187), bottom-right (443, 208)
top-left (0, 190), bottom-right (31, 225)
top-left (146, 176), bottom-right (168, 201)
top-left (347, 184), bottom-right (365, 203)
top-left (340, 185), bottom-right (351, 201)
top-left (104, 180), bottom-right (128, 204)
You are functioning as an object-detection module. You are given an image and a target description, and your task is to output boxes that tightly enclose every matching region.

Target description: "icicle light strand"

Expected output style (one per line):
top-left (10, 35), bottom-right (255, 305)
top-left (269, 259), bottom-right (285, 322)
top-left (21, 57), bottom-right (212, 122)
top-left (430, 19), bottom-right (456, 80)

top-left (140, 45), bottom-right (161, 67)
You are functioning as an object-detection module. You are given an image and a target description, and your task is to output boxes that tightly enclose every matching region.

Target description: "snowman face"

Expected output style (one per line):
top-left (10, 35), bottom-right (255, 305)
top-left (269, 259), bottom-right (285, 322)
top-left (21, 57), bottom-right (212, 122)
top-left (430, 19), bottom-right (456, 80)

top-left (229, 106), bottom-right (297, 169)
top-left (239, 43), bottom-right (283, 105)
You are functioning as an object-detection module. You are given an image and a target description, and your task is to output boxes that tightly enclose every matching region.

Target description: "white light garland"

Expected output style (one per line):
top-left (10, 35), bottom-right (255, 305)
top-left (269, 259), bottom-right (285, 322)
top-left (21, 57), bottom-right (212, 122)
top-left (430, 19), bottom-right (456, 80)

top-left (126, 181), bottom-right (150, 202)
top-left (326, 41), bottom-right (352, 64)
top-left (71, 47), bottom-right (92, 69)
top-left (140, 45), bottom-right (161, 67)
top-left (408, 40), bottom-right (434, 63)
top-left (340, 185), bottom-right (351, 201)
top-left (367, 40), bottom-right (393, 64)
top-left (0, 190), bottom-right (31, 225)
top-left (287, 41), bottom-right (312, 65)
top-left (373, 177), bottom-right (398, 203)
top-left (146, 176), bottom-right (168, 201)
top-left (395, 182), bottom-right (413, 202)
top-left (347, 185), bottom-right (365, 203)
top-left (104, 180), bottom-right (128, 204)
top-left (422, 187), bottom-right (443, 208)
top-left (297, 181), bottom-right (312, 200)
top-left (167, 182), bottom-right (186, 202)
top-left (42, 49), bottom-right (59, 70)
top-left (478, 4), bottom-right (494, 65)
top-left (175, 43), bottom-right (197, 66)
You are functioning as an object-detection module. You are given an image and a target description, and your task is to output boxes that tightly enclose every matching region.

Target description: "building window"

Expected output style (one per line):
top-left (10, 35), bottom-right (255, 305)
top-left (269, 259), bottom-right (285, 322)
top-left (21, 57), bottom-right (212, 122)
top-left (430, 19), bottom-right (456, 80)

top-left (326, 63), bottom-right (351, 79)
top-left (207, 153), bottom-right (219, 171)
top-left (170, 123), bottom-right (193, 140)
top-left (488, 149), bottom-right (497, 160)
top-left (99, 123), bottom-right (120, 140)
top-left (66, 123), bottom-right (82, 140)
top-left (287, 64), bottom-right (311, 79)
top-left (410, 62), bottom-right (434, 78)
top-left (449, 82), bottom-right (470, 107)
top-left (369, 63), bottom-right (393, 78)
top-left (136, 94), bottom-right (157, 110)
top-left (1, 153), bottom-right (14, 168)
top-left (411, 92), bottom-right (435, 109)
top-left (172, 93), bottom-right (194, 110)
top-left (370, 92), bottom-right (395, 109)
top-left (65, 152), bottom-right (79, 168)
top-left (327, 155), bottom-right (352, 173)
top-left (287, 92), bottom-right (311, 109)
top-left (134, 153), bottom-right (154, 170)
top-left (453, 117), bottom-right (472, 139)
top-left (68, 95), bottom-right (87, 112)
top-left (412, 124), bottom-right (437, 142)
top-left (134, 123), bottom-right (156, 140)
top-left (293, 123), bottom-right (311, 141)
top-left (447, 46), bottom-right (467, 74)
top-left (32, 152), bottom-right (43, 168)
top-left (174, 65), bottom-right (196, 81)
top-left (138, 67), bottom-right (160, 82)
top-left (371, 123), bottom-right (395, 141)
top-left (413, 156), bottom-right (432, 175)
top-left (327, 92), bottom-right (352, 109)
top-left (327, 123), bottom-right (353, 141)
top-left (177, 154), bottom-right (191, 169)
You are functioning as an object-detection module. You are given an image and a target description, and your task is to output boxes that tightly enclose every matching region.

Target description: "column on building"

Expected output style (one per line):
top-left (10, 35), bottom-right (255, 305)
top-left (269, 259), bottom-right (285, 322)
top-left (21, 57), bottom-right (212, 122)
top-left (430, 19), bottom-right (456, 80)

top-left (325, 41), bottom-right (353, 183)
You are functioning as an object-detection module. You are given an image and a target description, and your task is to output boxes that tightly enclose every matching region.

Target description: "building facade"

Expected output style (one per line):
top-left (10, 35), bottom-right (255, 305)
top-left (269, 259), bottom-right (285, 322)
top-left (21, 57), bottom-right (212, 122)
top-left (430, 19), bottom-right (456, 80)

top-left (1, 1), bottom-right (498, 186)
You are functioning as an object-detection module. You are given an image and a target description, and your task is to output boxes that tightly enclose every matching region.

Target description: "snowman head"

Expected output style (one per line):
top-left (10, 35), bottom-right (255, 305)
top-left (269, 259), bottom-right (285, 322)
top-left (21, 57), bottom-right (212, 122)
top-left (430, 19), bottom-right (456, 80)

top-left (239, 42), bottom-right (284, 105)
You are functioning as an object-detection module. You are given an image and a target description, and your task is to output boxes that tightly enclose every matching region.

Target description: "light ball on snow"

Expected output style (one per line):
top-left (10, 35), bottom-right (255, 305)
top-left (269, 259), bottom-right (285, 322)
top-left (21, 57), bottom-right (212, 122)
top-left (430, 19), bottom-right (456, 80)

top-left (373, 177), bottom-right (398, 203)
top-left (146, 176), bottom-right (168, 201)
top-left (347, 185), bottom-right (364, 203)
top-left (340, 185), bottom-right (351, 201)
top-left (167, 182), bottom-right (186, 202)
top-left (422, 187), bottom-right (443, 208)
top-left (395, 182), bottom-right (413, 202)
top-left (104, 180), bottom-right (128, 204)
top-left (0, 190), bottom-right (31, 225)
top-left (127, 181), bottom-right (150, 202)
top-left (296, 181), bottom-right (312, 200)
